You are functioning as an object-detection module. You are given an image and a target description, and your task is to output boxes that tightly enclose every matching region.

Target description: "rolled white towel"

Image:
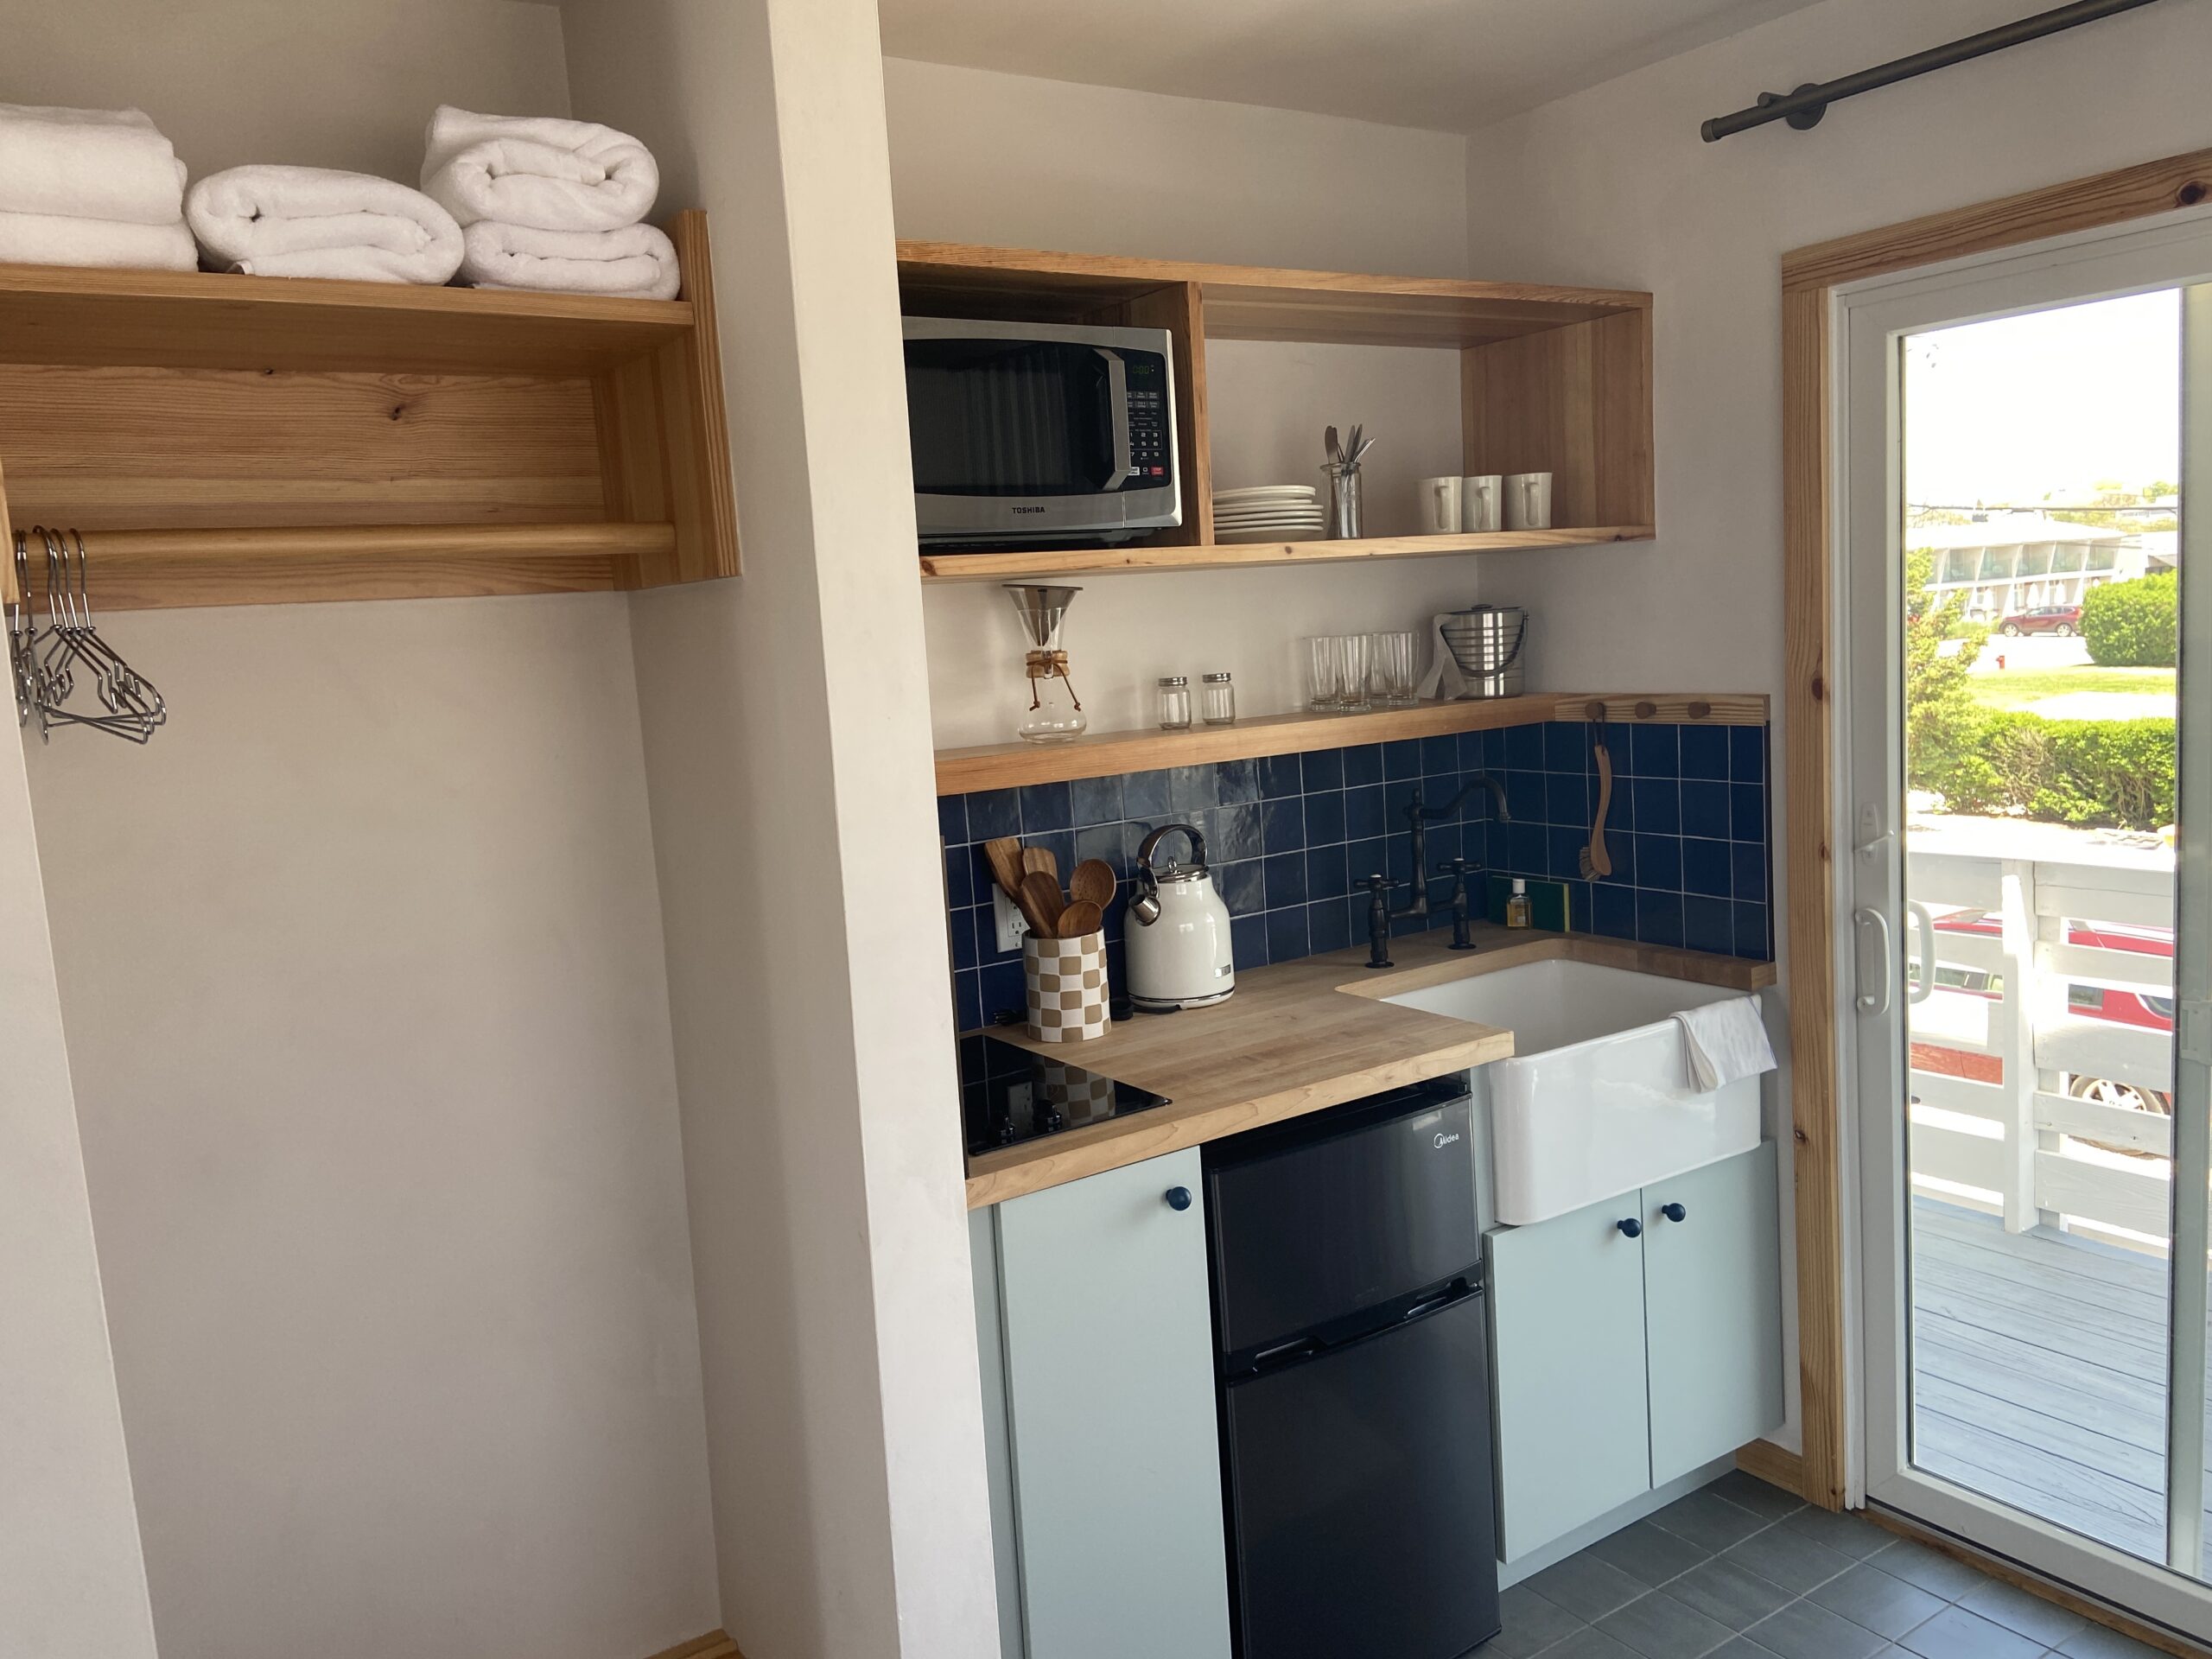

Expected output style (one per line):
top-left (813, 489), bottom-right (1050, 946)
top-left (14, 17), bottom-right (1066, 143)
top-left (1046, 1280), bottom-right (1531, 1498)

top-left (1673, 996), bottom-right (1777, 1094)
top-left (0, 209), bottom-right (194, 271)
top-left (188, 165), bottom-right (462, 284)
top-left (422, 105), bottom-right (658, 233)
top-left (459, 219), bottom-right (679, 301)
top-left (0, 102), bottom-right (187, 226)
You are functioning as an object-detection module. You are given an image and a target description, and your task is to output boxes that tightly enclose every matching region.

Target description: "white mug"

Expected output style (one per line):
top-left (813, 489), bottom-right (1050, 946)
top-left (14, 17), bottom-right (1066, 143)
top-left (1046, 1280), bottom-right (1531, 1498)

top-left (1420, 476), bottom-right (1464, 535)
top-left (1504, 471), bottom-right (1554, 531)
top-left (1461, 474), bottom-right (1502, 532)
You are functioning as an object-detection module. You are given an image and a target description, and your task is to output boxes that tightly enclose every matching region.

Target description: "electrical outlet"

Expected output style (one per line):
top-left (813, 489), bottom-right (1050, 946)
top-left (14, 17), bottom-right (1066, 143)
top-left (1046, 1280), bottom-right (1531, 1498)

top-left (993, 885), bottom-right (1029, 952)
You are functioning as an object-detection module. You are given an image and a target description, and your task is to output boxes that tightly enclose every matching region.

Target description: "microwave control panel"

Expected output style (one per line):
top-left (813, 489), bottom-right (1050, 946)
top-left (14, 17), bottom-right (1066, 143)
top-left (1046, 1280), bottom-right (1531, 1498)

top-left (1125, 353), bottom-right (1172, 483)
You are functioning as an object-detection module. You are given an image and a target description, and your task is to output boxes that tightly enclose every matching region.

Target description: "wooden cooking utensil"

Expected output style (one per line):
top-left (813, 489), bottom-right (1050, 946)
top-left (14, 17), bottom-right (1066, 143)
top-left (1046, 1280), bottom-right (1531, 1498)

top-left (1016, 871), bottom-right (1065, 938)
top-left (1022, 845), bottom-right (1059, 885)
top-left (1057, 899), bottom-right (1103, 938)
top-left (982, 836), bottom-right (1027, 899)
top-left (1069, 859), bottom-right (1116, 910)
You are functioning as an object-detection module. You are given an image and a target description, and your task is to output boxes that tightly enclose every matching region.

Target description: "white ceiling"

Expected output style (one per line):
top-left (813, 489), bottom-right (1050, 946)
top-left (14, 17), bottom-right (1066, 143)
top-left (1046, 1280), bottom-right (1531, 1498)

top-left (876, 0), bottom-right (1827, 134)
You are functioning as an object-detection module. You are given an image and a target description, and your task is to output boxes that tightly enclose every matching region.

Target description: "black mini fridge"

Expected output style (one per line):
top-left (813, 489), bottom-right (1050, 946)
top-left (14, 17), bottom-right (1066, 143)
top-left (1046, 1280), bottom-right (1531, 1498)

top-left (1205, 1077), bottom-right (1500, 1659)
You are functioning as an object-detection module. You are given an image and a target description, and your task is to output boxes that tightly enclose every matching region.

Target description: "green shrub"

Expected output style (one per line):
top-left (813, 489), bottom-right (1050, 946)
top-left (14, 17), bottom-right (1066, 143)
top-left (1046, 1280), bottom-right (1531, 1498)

top-left (2082, 572), bottom-right (2177, 666)
top-left (1914, 709), bottom-right (2175, 830)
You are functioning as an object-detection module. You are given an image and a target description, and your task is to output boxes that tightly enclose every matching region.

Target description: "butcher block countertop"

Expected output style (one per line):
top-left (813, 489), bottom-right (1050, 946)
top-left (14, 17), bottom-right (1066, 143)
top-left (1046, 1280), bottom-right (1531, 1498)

top-left (963, 925), bottom-right (1777, 1207)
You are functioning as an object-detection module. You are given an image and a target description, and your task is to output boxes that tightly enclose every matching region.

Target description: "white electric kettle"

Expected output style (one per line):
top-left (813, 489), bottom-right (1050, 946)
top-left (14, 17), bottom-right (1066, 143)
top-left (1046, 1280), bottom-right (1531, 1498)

top-left (1125, 822), bottom-right (1236, 1012)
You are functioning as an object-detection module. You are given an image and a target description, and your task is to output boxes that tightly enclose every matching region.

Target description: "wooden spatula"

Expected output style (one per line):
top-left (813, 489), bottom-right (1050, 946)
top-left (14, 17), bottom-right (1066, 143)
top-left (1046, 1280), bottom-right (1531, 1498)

top-left (1069, 859), bottom-right (1116, 910)
top-left (1016, 871), bottom-right (1065, 938)
top-left (982, 836), bottom-right (1027, 900)
top-left (1022, 845), bottom-right (1059, 885)
top-left (1058, 899), bottom-right (1103, 938)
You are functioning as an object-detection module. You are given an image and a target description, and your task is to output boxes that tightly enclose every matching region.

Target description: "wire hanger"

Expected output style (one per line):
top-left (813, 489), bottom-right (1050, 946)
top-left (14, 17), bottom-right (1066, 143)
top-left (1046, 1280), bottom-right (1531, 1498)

top-left (10, 527), bottom-right (167, 744)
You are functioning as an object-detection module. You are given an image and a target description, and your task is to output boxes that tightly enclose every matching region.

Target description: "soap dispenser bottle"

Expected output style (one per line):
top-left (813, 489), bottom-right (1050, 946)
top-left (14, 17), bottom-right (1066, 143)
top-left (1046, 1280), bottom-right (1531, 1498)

top-left (1505, 878), bottom-right (1532, 930)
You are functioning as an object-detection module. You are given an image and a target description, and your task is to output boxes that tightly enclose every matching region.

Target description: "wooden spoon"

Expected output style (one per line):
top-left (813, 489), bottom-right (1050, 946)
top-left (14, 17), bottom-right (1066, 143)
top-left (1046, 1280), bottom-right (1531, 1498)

top-left (1069, 859), bottom-right (1117, 910)
top-left (982, 836), bottom-right (1028, 900)
top-left (1016, 871), bottom-right (1065, 939)
top-left (1022, 845), bottom-right (1059, 885)
top-left (1058, 899), bottom-right (1103, 938)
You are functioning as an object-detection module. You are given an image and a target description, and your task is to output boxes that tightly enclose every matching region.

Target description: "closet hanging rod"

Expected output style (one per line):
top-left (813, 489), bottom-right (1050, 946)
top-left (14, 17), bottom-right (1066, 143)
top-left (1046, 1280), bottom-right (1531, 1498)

top-left (14, 522), bottom-right (677, 565)
top-left (1700, 0), bottom-right (2164, 142)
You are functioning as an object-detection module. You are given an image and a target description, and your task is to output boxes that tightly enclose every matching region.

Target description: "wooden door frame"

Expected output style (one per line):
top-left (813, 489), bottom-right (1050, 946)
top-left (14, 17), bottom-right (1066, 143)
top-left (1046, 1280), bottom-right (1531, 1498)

top-left (1781, 147), bottom-right (2212, 1511)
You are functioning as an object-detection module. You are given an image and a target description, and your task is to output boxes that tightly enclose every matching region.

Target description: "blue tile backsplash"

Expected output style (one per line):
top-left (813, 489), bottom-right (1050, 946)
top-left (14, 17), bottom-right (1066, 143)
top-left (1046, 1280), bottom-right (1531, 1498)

top-left (939, 721), bottom-right (1772, 1033)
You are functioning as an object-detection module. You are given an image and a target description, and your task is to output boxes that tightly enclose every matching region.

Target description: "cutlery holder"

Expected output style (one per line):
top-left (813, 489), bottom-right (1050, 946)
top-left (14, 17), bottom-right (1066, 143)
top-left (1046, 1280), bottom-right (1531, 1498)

top-left (1023, 929), bottom-right (1110, 1043)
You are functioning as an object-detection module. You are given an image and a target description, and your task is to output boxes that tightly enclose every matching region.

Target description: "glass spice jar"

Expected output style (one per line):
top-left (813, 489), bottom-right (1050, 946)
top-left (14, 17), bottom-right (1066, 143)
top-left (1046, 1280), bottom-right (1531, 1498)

top-left (1199, 671), bottom-right (1236, 726)
top-left (1156, 675), bottom-right (1192, 730)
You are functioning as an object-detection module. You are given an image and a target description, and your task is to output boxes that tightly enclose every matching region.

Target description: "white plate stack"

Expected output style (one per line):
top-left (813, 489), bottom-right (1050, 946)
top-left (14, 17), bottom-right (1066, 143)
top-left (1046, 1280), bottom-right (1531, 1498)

top-left (1212, 484), bottom-right (1325, 543)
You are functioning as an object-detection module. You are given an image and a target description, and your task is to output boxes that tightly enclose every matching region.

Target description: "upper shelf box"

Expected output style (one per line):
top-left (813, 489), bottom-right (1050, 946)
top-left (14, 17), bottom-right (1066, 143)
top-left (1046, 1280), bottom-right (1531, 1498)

top-left (895, 240), bottom-right (1649, 350)
top-left (0, 260), bottom-right (694, 377)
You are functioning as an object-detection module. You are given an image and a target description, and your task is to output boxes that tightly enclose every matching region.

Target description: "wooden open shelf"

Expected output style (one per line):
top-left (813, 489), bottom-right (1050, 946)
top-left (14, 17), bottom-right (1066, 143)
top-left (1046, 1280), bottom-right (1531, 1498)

top-left (935, 693), bottom-right (1770, 794)
top-left (919, 524), bottom-right (1654, 582)
top-left (898, 240), bottom-right (1654, 580)
top-left (0, 211), bottom-right (734, 610)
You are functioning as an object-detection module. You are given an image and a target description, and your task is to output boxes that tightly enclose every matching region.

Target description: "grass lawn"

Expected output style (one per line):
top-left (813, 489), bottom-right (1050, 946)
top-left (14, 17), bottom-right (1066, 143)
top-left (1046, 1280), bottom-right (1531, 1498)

top-left (1969, 664), bottom-right (2176, 711)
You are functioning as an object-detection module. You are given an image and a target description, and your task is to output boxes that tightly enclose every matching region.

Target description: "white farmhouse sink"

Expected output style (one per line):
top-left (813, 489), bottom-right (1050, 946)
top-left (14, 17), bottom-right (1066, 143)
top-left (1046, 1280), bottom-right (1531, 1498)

top-left (1385, 960), bottom-right (1764, 1226)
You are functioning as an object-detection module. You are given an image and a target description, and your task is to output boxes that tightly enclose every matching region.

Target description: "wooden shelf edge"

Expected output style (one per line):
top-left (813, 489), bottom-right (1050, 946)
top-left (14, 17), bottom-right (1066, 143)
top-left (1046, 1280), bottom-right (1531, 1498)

top-left (896, 238), bottom-right (1652, 313)
top-left (936, 692), bottom-right (1771, 794)
top-left (918, 524), bottom-right (1655, 582)
top-left (16, 521), bottom-right (672, 612)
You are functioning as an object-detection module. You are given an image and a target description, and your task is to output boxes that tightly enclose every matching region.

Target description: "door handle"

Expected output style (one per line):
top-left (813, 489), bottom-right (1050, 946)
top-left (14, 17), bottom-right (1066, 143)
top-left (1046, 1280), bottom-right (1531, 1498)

top-left (1164, 1186), bottom-right (1192, 1211)
top-left (1853, 906), bottom-right (1893, 1015)
top-left (1906, 901), bottom-right (1938, 1006)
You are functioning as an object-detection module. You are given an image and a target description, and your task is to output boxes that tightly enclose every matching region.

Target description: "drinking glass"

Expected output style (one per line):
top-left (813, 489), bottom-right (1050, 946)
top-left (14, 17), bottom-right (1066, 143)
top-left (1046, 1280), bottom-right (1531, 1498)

top-left (1336, 633), bottom-right (1371, 712)
top-left (1306, 636), bottom-right (1343, 711)
top-left (1370, 630), bottom-right (1419, 708)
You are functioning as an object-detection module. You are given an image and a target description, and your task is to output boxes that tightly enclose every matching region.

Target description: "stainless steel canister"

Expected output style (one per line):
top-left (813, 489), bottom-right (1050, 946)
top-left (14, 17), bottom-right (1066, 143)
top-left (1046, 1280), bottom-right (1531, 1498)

top-left (1439, 605), bottom-right (1529, 699)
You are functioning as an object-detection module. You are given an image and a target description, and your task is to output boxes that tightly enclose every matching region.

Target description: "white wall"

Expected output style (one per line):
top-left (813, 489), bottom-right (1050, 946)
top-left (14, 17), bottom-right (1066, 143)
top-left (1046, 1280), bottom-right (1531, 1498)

top-left (563, 4), bottom-right (1000, 1656)
top-left (6, 0), bottom-right (570, 180)
top-left (882, 59), bottom-right (1512, 747)
top-left (3, 8), bottom-right (721, 1657)
top-left (1459, 0), bottom-right (2212, 1451)
top-left (27, 600), bottom-right (718, 1659)
top-left (0, 723), bottom-right (157, 1659)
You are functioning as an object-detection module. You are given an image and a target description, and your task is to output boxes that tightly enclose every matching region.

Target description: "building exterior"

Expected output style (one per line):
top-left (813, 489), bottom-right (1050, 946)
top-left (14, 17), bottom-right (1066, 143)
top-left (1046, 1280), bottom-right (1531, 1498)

top-left (1910, 514), bottom-right (2141, 620)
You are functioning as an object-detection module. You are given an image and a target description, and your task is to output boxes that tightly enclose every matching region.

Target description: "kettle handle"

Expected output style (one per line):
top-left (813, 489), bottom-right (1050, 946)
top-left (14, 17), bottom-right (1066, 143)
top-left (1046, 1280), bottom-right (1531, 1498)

top-left (1135, 822), bottom-right (1209, 877)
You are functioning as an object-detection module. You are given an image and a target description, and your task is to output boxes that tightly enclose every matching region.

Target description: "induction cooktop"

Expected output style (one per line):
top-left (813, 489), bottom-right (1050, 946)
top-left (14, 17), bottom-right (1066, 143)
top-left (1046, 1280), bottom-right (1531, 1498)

top-left (958, 1033), bottom-right (1172, 1157)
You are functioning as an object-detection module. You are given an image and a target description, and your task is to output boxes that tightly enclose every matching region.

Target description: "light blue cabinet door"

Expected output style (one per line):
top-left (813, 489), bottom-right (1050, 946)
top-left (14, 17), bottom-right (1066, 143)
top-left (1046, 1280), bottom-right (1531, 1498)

top-left (1488, 1192), bottom-right (1653, 1561)
top-left (996, 1148), bottom-right (1232, 1659)
top-left (1642, 1141), bottom-right (1785, 1486)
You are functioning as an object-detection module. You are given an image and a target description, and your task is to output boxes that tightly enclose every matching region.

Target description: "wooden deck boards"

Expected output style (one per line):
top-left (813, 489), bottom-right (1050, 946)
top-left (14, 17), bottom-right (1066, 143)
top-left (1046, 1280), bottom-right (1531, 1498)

top-left (1910, 1199), bottom-right (2210, 1572)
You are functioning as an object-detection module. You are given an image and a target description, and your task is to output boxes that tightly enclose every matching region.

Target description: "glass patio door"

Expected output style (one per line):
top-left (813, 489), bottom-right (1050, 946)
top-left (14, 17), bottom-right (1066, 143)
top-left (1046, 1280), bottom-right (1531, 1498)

top-left (1844, 213), bottom-right (2212, 1638)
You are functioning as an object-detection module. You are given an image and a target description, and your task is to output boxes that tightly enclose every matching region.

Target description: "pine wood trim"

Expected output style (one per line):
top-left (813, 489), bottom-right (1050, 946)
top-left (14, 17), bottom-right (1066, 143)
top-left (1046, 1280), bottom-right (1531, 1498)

top-left (1864, 1511), bottom-right (2212, 1659)
top-left (934, 691), bottom-right (1770, 794)
top-left (1735, 1438), bottom-right (1807, 1500)
top-left (1780, 143), bottom-right (2212, 1520)
top-left (1783, 147), bottom-right (2212, 295)
top-left (643, 1633), bottom-right (741, 1659)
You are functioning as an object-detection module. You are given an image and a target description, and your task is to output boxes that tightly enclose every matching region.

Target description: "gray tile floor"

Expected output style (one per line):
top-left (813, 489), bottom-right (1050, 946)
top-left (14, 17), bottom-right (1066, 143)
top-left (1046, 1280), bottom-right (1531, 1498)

top-left (1481, 1470), bottom-right (2174, 1659)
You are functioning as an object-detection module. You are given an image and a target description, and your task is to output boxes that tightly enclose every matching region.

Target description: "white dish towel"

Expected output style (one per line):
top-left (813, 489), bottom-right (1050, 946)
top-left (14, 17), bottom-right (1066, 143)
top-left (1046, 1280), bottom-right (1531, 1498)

top-left (422, 105), bottom-right (659, 232)
top-left (1674, 996), bottom-right (1777, 1093)
top-left (188, 165), bottom-right (463, 283)
top-left (0, 209), bottom-right (194, 270)
top-left (1416, 611), bottom-right (1475, 700)
top-left (0, 101), bottom-right (187, 225)
top-left (459, 219), bottom-right (679, 301)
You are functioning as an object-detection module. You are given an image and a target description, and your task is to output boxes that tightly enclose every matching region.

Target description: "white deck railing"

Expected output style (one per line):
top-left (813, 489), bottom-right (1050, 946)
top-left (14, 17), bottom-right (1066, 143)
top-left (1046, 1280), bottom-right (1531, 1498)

top-left (1905, 842), bottom-right (2177, 1249)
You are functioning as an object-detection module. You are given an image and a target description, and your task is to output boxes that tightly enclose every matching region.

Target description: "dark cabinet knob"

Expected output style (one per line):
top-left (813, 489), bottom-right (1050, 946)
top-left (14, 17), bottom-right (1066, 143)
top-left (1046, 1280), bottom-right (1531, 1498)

top-left (1166, 1186), bottom-right (1192, 1211)
top-left (1617, 1217), bottom-right (1643, 1239)
top-left (1661, 1202), bottom-right (1688, 1224)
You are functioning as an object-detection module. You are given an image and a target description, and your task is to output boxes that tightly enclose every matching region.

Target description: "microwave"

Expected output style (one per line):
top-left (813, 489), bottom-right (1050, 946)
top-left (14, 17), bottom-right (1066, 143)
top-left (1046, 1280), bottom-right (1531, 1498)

top-left (903, 317), bottom-right (1181, 545)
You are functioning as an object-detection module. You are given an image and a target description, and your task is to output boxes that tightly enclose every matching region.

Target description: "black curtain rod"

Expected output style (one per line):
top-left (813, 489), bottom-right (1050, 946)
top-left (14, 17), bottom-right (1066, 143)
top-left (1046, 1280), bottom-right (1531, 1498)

top-left (1700, 0), bottom-right (2165, 143)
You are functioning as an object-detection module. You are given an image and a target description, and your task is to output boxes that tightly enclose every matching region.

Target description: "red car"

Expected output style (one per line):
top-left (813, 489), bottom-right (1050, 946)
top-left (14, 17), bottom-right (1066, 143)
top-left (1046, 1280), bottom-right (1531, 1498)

top-left (1996, 604), bottom-right (2082, 637)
